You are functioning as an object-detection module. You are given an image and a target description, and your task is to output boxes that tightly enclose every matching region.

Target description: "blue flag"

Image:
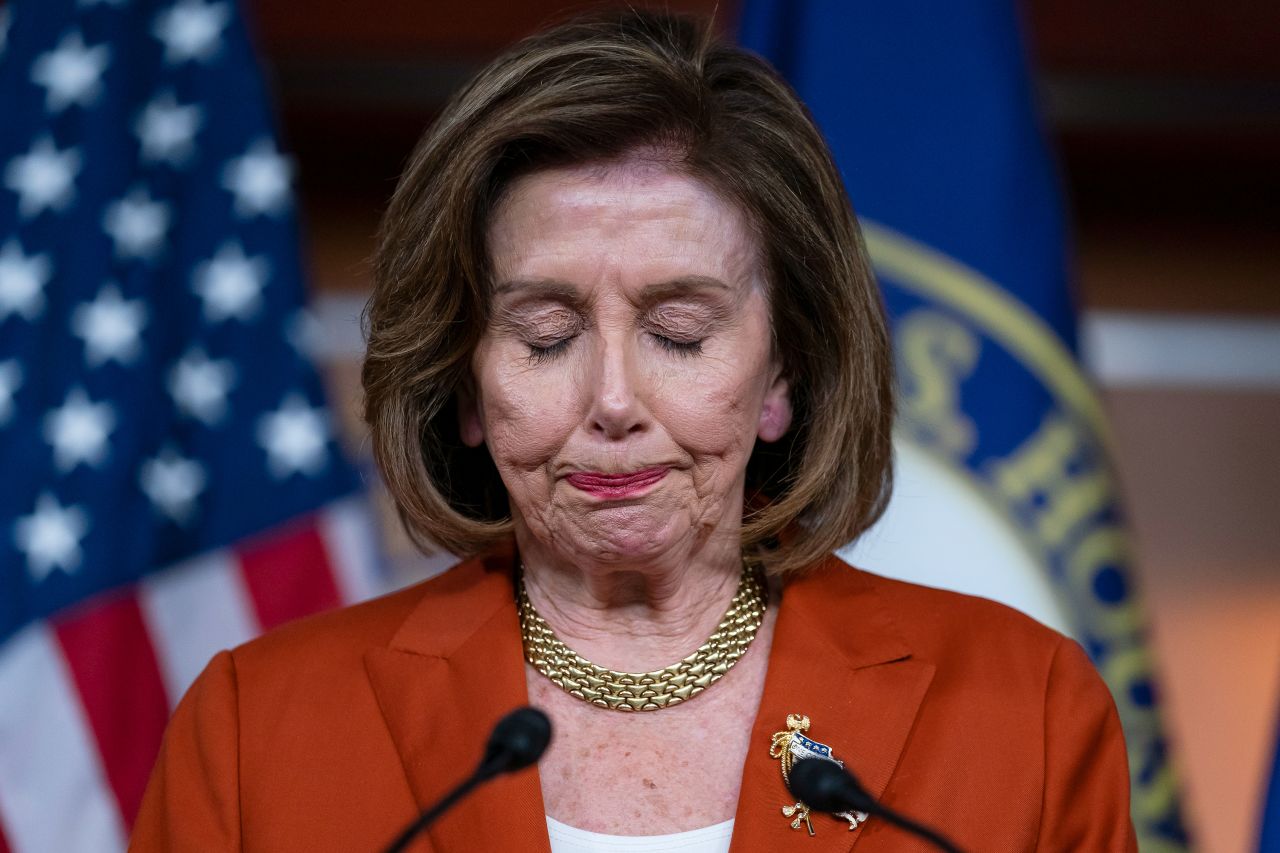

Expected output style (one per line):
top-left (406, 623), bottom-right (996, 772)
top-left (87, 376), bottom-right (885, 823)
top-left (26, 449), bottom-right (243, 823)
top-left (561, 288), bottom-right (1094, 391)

top-left (1264, 726), bottom-right (1280, 851)
top-left (741, 2), bottom-right (1189, 849)
top-left (0, 1), bottom-right (381, 848)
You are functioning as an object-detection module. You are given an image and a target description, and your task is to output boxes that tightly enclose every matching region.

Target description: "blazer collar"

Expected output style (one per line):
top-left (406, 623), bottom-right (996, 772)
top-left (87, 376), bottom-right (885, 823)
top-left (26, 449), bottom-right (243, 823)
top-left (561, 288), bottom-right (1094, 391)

top-left (364, 547), bottom-right (551, 852)
top-left (364, 552), bottom-right (933, 853)
top-left (728, 556), bottom-right (936, 852)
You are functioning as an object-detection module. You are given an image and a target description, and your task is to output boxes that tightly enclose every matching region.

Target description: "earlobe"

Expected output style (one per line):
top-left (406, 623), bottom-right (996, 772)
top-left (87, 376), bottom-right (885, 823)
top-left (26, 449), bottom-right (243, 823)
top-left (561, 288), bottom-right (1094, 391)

top-left (757, 375), bottom-right (792, 443)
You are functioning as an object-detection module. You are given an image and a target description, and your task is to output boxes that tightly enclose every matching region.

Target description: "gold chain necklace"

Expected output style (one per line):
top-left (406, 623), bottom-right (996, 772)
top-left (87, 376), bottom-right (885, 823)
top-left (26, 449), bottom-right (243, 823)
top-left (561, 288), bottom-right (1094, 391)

top-left (518, 563), bottom-right (767, 712)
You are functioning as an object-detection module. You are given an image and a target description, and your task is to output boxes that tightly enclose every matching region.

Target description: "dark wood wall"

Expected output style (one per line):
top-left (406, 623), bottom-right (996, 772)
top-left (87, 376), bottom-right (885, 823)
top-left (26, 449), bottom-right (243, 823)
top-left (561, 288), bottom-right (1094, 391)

top-left (244, 0), bottom-right (1280, 313)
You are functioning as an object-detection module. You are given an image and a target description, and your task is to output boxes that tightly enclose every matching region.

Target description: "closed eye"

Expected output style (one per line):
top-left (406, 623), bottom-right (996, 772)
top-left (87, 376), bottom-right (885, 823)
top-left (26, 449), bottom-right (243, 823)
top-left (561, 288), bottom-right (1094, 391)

top-left (652, 334), bottom-right (704, 356)
top-left (526, 336), bottom-right (576, 364)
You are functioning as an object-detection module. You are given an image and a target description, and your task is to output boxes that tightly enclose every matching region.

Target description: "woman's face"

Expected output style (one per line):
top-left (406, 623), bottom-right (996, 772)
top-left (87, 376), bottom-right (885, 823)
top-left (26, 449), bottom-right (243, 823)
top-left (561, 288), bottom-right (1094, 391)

top-left (462, 160), bottom-right (791, 568)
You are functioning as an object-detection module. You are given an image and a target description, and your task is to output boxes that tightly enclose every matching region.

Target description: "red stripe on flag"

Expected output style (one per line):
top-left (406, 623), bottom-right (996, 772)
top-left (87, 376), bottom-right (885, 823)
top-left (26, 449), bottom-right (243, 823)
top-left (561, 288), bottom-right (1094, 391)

top-left (0, 817), bottom-right (12, 853)
top-left (53, 592), bottom-right (171, 830)
top-left (237, 519), bottom-right (342, 631)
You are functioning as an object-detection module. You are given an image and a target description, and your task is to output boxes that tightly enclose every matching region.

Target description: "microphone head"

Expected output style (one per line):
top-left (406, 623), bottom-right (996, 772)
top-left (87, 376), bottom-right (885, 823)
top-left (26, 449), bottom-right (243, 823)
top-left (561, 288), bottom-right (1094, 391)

top-left (483, 707), bottom-right (553, 775)
top-left (787, 757), bottom-right (876, 814)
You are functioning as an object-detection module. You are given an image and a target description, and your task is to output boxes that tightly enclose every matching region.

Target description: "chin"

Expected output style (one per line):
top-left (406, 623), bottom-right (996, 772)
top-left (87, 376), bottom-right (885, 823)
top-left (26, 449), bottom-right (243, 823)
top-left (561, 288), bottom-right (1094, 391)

top-left (570, 510), bottom-right (689, 567)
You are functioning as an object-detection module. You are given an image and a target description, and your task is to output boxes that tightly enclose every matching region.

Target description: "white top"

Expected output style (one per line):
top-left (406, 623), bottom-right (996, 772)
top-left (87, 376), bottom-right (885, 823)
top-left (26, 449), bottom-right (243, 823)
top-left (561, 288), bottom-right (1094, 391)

top-left (545, 816), bottom-right (735, 853)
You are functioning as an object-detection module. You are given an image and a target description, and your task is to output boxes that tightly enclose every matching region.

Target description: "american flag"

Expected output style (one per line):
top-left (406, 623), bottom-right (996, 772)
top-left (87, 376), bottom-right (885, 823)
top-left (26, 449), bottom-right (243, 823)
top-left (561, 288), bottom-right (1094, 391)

top-left (0, 1), bottom-right (395, 849)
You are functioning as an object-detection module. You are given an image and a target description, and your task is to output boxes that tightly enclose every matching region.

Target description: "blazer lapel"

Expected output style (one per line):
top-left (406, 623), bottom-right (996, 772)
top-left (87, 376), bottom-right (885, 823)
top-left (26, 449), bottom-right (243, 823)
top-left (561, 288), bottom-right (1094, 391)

top-left (364, 552), bottom-right (550, 853)
top-left (362, 551), bottom-right (931, 853)
top-left (730, 557), bottom-right (936, 853)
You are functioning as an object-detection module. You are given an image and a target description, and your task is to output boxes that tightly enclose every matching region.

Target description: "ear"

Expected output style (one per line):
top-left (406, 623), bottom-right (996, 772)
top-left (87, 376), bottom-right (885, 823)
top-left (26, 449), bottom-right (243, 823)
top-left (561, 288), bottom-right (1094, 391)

top-left (457, 380), bottom-right (485, 448)
top-left (757, 367), bottom-right (792, 443)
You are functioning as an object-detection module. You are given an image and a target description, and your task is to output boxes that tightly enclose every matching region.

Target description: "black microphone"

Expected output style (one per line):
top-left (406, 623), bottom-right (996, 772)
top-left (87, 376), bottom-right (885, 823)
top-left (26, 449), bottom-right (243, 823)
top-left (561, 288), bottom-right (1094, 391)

top-left (384, 706), bottom-right (552, 853)
top-left (787, 758), bottom-right (966, 853)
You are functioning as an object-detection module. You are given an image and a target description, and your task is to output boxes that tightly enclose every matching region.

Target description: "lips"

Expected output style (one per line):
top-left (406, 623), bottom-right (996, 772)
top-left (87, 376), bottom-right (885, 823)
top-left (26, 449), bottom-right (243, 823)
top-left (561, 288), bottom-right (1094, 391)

top-left (565, 467), bottom-right (668, 497)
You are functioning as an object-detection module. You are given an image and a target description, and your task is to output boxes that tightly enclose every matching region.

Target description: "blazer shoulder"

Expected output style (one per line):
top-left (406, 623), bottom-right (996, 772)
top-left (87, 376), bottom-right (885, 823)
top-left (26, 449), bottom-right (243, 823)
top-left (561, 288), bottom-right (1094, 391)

top-left (850, 562), bottom-right (1068, 654)
top-left (228, 553), bottom-right (493, 674)
top-left (235, 579), bottom-right (422, 662)
top-left (825, 559), bottom-right (1074, 699)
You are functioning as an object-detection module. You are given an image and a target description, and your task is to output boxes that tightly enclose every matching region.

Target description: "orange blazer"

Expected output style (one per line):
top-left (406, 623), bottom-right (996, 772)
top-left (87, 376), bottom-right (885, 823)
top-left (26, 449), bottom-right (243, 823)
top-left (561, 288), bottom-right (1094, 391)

top-left (131, 551), bottom-right (1137, 852)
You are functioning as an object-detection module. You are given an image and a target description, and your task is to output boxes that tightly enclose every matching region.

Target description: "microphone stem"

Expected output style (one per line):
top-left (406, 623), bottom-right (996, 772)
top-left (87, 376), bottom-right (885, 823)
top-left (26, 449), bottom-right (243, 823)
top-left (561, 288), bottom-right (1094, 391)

top-left (384, 770), bottom-right (491, 853)
top-left (868, 800), bottom-right (965, 853)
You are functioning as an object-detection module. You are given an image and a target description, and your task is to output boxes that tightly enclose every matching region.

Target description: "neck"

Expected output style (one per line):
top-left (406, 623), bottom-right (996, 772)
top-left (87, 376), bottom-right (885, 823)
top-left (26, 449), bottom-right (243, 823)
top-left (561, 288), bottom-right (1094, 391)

top-left (514, 527), bottom-right (745, 673)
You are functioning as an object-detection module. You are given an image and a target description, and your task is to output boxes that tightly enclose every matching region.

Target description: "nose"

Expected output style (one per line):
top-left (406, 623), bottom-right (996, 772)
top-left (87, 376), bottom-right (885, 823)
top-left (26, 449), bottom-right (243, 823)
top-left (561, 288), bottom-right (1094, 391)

top-left (585, 333), bottom-right (648, 440)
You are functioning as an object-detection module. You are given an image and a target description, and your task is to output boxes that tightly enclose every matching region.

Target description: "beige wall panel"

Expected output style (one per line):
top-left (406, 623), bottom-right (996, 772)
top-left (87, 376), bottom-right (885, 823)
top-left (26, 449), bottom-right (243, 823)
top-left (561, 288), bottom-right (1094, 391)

top-left (1105, 388), bottom-right (1280, 853)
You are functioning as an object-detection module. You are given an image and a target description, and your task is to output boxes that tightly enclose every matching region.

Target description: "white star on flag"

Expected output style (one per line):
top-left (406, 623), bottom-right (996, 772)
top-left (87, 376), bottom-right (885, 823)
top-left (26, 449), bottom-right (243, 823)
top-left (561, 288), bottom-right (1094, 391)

top-left (3, 135), bottom-right (82, 219)
top-left (140, 446), bottom-right (206, 524)
top-left (14, 493), bottom-right (91, 582)
top-left (257, 392), bottom-right (330, 478)
top-left (153, 0), bottom-right (230, 64)
top-left (192, 240), bottom-right (267, 322)
top-left (30, 30), bottom-right (111, 112)
top-left (135, 90), bottom-right (203, 166)
top-left (0, 360), bottom-right (21, 425)
top-left (222, 138), bottom-right (293, 218)
top-left (70, 284), bottom-right (149, 366)
top-left (0, 239), bottom-right (52, 322)
top-left (285, 307), bottom-right (324, 360)
top-left (43, 387), bottom-right (117, 472)
top-left (168, 347), bottom-right (236, 425)
top-left (102, 186), bottom-right (171, 260)
top-left (1, 0), bottom-right (369, 838)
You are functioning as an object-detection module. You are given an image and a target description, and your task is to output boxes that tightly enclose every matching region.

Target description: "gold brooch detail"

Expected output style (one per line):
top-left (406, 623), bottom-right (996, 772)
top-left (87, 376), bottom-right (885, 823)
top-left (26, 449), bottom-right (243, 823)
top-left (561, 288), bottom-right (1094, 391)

top-left (769, 714), bottom-right (868, 835)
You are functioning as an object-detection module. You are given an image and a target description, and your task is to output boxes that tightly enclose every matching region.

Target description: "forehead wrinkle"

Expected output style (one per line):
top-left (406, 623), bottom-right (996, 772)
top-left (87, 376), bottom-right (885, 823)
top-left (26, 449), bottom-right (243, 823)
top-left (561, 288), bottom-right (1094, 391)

top-left (492, 159), bottom-right (759, 251)
top-left (487, 163), bottom-right (771, 323)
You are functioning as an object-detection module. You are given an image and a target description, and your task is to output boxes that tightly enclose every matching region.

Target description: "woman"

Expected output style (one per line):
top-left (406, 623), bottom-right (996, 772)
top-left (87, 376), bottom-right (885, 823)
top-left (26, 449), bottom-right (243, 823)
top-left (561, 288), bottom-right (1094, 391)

top-left (133, 11), bottom-right (1136, 852)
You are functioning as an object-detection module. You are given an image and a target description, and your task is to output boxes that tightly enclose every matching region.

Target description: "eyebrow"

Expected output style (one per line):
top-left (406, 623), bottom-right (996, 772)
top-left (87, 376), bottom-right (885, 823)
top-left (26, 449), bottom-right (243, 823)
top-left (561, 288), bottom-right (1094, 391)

top-left (492, 275), bottom-right (734, 304)
top-left (635, 276), bottom-right (733, 303)
top-left (493, 278), bottom-right (578, 299)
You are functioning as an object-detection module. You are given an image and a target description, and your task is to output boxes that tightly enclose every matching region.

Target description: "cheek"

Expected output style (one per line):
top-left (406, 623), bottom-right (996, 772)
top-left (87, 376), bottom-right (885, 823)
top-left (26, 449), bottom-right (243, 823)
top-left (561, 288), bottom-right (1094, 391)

top-left (479, 361), bottom-right (582, 468)
top-left (651, 361), bottom-right (765, 459)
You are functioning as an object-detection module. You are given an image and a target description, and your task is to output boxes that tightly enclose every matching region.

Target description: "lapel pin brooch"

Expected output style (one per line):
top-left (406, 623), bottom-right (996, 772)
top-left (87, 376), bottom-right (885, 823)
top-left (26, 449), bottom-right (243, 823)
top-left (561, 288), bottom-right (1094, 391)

top-left (769, 713), bottom-right (869, 836)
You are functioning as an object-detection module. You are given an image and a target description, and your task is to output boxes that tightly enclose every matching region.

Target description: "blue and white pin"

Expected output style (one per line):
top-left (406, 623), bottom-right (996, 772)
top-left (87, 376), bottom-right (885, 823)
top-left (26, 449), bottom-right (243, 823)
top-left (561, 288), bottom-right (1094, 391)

top-left (769, 714), bottom-right (869, 835)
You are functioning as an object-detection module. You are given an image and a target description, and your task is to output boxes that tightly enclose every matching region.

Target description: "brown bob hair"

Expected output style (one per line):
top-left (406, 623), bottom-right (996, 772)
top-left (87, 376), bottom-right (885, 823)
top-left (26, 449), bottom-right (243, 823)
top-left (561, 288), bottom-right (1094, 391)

top-left (362, 10), bottom-right (894, 574)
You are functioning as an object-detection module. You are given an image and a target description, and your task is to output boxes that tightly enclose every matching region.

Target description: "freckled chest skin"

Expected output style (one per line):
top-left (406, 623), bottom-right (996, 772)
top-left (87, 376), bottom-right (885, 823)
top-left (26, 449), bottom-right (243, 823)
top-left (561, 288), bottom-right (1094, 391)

top-left (466, 161), bottom-right (794, 833)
